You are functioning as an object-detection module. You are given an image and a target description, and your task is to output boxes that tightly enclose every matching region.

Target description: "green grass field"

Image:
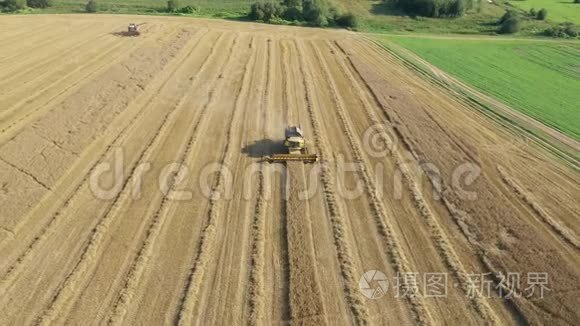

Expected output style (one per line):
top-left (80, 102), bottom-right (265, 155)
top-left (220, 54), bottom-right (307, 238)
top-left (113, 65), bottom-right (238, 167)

top-left (507, 0), bottom-right (580, 24)
top-left (380, 36), bottom-right (580, 139)
top-left (334, 0), bottom-right (508, 34)
top-left (41, 0), bottom-right (254, 17)
top-left (332, 0), bottom-right (561, 35)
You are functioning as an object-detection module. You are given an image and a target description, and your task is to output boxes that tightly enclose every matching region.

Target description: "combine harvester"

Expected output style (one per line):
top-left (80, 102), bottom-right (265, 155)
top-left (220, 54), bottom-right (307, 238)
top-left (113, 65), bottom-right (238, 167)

top-left (127, 23), bottom-right (141, 36)
top-left (263, 126), bottom-right (319, 164)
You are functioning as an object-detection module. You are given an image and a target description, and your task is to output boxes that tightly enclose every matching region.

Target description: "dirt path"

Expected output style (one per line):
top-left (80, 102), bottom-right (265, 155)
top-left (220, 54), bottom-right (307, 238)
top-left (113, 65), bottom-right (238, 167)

top-left (0, 14), bottom-right (578, 325)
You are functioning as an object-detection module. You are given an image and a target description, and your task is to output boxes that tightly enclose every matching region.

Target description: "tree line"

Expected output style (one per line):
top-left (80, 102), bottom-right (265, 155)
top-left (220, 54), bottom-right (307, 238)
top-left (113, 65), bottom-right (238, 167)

top-left (384, 0), bottom-right (471, 18)
top-left (249, 0), bottom-right (359, 28)
top-left (1, 0), bottom-right (51, 11)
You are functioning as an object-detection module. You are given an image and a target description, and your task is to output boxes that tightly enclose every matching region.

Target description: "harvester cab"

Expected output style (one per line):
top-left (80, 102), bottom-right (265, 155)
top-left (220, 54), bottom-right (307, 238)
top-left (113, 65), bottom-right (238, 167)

top-left (263, 126), bottom-right (319, 164)
top-left (284, 126), bottom-right (306, 155)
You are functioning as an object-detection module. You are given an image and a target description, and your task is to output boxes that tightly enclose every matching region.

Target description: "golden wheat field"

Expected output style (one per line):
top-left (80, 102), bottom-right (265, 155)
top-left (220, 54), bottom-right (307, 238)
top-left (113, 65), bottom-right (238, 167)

top-left (0, 14), bottom-right (578, 325)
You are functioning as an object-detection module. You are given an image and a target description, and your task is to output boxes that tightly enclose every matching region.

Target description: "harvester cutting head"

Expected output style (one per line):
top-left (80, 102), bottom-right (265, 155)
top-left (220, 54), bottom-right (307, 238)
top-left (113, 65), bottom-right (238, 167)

top-left (262, 126), bottom-right (319, 164)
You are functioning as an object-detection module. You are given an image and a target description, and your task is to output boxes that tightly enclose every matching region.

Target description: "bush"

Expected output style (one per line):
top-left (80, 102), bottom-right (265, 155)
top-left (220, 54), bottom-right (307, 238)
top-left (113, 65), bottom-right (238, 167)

top-left (283, 6), bottom-right (302, 20)
top-left (335, 12), bottom-right (359, 28)
top-left (249, 2), bottom-right (264, 20)
top-left (544, 23), bottom-right (579, 37)
top-left (529, 8), bottom-right (536, 17)
top-left (3, 0), bottom-right (26, 11)
top-left (537, 8), bottom-right (547, 20)
top-left (249, 2), bottom-right (283, 22)
top-left (576, 0), bottom-right (580, 4)
top-left (283, 0), bottom-right (301, 19)
top-left (313, 13), bottom-right (328, 26)
top-left (498, 9), bottom-right (517, 24)
top-left (27, 0), bottom-right (51, 8)
top-left (85, 0), bottom-right (97, 12)
top-left (448, 0), bottom-right (466, 17)
top-left (167, 0), bottom-right (178, 12)
top-left (283, 0), bottom-right (301, 6)
top-left (265, 2), bottom-right (284, 20)
top-left (248, 0), bottom-right (357, 29)
top-left (565, 25), bottom-right (579, 37)
top-left (395, 0), bottom-right (467, 17)
top-left (180, 5), bottom-right (196, 14)
top-left (499, 16), bottom-right (520, 34)
top-left (303, 0), bottom-right (325, 25)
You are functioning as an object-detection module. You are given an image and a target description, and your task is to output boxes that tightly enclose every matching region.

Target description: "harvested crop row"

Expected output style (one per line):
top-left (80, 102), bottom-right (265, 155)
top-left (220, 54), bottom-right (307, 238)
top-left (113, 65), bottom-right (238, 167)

top-left (0, 29), bottom-right (202, 290)
top-left (294, 39), bottom-right (370, 325)
top-left (176, 35), bottom-right (256, 326)
top-left (36, 31), bottom-right (211, 325)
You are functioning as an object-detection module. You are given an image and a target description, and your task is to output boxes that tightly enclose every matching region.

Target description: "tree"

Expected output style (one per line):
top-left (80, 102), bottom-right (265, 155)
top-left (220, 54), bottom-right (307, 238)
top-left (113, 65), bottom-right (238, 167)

top-left (283, 0), bottom-right (302, 21)
top-left (499, 17), bottom-right (520, 34)
top-left (4, 0), bottom-right (26, 11)
top-left (248, 0), bottom-right (357, 29)
top-left (448, 0), bottom-right (465, 17)
top-left (499, 9), bottom-right (517, 24)
top-left (302, 0), bottom-right (330, 26)
top-left (283, 0), bottom-right (301, 7)
top-left (263, 1), bottom-right (283, 21)
top-left (335, 12), bottom-right (359, 28)
top-left (283, 6), bottom-right (302, 20)
top-left (249, 2), bottom-right (265, 20)
top-left (85, 0), bottom-right (97, 12)
top-left (249, 2), bottom-right (283, 22)
top-left (180, 5), bottom-right (195, 14)
top-left (537, 8), bottom-right (547, 20)
top-left (27, 0), bottom-right (51, 8)
top-left (529, 8), bottom-right (536, 17)
top-left (167, 0), bottom-right (178, 12)
top-left (544, 22), bottom-right (579, 37)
